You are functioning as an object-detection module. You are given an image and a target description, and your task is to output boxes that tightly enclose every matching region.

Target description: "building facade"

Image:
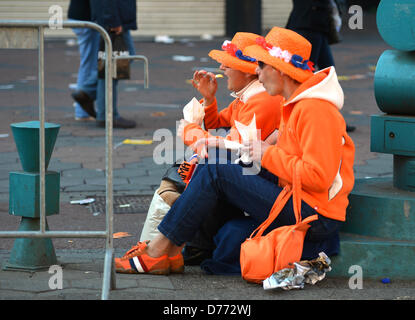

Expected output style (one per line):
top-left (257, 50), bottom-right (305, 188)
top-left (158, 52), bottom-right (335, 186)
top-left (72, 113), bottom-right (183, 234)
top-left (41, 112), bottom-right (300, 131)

top-left (0, 0), bottom-right (292, 37)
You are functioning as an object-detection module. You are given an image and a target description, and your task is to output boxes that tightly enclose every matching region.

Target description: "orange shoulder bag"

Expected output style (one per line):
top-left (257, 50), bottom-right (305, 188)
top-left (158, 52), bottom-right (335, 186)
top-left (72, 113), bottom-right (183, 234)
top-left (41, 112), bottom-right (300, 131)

top-left (240, 163), bottom-right (318, 283)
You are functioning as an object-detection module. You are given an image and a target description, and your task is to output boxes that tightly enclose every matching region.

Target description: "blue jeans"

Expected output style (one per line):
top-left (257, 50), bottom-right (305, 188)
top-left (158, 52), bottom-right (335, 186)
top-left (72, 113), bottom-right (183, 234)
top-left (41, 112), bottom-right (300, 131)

top-left (72, 27), bottom-right (100, 118)
top-left (158, 155), bottom-right (342, 249)
top-left (96, 30), bottom-right (135, 121)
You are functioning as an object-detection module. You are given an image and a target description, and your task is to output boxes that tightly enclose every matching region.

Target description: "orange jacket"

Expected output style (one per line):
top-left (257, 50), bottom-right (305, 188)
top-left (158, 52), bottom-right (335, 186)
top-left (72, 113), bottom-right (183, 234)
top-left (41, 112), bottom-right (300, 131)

top-left (261, 67), bottom-right (355, 221)
top-left (182, 80), bottom-right (283, 147)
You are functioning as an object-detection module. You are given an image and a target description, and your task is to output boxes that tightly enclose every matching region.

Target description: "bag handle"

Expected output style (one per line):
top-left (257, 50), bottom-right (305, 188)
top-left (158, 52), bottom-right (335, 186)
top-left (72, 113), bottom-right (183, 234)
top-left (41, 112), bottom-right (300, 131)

top-left (292, 161), bottom-right (302, 223)
top-left (248, 185), bottom-right (292, 239)
top-left (248, 162), bottom-right (309, 239)
top-left (292, 163), bottom-right (318, 225)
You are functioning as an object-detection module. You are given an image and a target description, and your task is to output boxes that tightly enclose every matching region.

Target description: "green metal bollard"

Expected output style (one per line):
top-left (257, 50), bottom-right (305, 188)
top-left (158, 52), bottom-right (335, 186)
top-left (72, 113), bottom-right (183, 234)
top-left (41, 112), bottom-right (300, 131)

top-left (330, 0), bottom-right (415, 279)
top-left (376, 0), bottom-right (415, 51)
top-left (374, 50), bottom-right (415, 116)
top-left (372, 2), bottom-right (415, 191)
top-left (5, 218), bottom-right (57, 270)
top-left (4, 121), bottom-right (60, 271)
top-left (370, 114), bottom-right (415, 191)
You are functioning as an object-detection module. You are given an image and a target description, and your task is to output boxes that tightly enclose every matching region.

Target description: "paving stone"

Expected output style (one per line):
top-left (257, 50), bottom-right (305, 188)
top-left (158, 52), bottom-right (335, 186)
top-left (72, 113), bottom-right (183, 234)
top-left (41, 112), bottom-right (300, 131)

top-left (137, 275), bottom-right (175, 290)
top-left (0, 163), bottom-right (22, 171)
top-left (113, 184), bottom-right (142, 192)
top-left (60, 181), bottom-right (82, 190)
top-left (85, 177), bottom-right (129, 186)
top-left (62, 168), bottom-right (105, 178)
top-left (124, 162), bottom-right (148, 169)
top-left (0, 169), bottom-right (11, 180)
top-left (128, 175), bottom-right (161, 187)
top-left (0, 152), bottom-right (19, 164)
top-left (0, 289), bottom-right (36, 299)
top-left (48, 159), bottom-right (82, 171)
top-left (0, 278), bottom-right (65, 293)
top-left (114, 167), bottom-right (148, 178)
top-left (35, 288), bottom-right (100, 299)
top-left (53, 146), bottom-right (105, 164)
top-left (56, 136), bottom-right (106, 148)
top-left (64, 184), bottom-right (106, 192)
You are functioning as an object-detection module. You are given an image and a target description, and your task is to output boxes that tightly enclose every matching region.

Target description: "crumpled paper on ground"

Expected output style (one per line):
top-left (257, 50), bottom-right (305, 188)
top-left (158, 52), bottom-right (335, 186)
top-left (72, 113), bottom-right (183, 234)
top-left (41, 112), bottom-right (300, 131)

top-left (262, 252), bottom-right (332, 290)
top-left (183, 97), bottom-right (205, 125)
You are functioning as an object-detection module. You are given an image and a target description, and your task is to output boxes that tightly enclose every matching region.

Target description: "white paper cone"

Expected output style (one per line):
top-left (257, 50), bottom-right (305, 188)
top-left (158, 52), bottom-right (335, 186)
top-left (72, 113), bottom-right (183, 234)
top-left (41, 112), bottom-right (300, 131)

top-left (234, 114), bottom-right (257, 164)
top-left (183, 97), bottom-right (205, 125)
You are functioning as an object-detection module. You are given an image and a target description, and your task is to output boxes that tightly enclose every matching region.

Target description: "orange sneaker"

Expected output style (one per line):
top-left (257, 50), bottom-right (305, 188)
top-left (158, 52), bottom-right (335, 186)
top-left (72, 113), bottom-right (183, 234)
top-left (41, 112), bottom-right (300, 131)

top-left (169, 253), bottom-right (184, 274)
top-left (114, 241), bottom-right (170, 275)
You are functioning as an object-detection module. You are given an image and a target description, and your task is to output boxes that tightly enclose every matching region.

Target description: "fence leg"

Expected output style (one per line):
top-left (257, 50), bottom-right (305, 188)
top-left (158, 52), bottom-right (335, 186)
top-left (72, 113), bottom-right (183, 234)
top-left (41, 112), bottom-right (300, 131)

top-left (101, 248), bottom-right (116, 300)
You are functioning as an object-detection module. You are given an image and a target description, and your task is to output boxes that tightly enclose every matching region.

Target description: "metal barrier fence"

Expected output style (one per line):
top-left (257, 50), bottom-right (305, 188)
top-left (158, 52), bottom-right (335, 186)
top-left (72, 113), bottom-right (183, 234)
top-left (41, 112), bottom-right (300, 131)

top-left (0, 20), bottom-right (149, 300)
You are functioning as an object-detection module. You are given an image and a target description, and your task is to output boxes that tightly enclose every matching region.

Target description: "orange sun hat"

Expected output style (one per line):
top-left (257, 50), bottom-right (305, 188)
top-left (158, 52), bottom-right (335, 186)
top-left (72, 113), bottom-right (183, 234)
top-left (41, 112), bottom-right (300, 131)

top-left (208, 32), bottom-right (259, 74)
top-left (243, 27), bottom-right (315, 83)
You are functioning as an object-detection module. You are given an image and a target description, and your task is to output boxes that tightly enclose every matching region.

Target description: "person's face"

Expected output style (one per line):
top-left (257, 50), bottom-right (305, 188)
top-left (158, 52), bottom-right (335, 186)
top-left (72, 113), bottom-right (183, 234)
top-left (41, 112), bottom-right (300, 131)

top-left (220, 64), bottom-right (254, 92)
top-left (256, 61), bottom-right (283, 96)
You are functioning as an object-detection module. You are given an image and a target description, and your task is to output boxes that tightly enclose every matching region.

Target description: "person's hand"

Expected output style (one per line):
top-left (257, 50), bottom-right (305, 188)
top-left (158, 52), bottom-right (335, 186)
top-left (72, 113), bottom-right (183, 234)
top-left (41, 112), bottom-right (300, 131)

top-left (264, 129), bottom-right (279, 145)
top-left (192, 137), bottom-right (220, 158)
top-left (177, 119), bottom-right (191, 140)
top-left (241, 139), bottom-right (272, 164)
top-left (110, 25), bottom-right (123, 35)
top-left (192, 70), bottom-right (217, 106)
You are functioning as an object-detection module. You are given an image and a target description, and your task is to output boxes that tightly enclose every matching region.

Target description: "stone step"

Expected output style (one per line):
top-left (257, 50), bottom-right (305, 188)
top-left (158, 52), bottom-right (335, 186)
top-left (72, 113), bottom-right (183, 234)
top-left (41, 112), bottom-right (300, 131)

top-left (329, 232), bottom-right (415, 280)
top-left (341, 177), bottom-right (415, 241)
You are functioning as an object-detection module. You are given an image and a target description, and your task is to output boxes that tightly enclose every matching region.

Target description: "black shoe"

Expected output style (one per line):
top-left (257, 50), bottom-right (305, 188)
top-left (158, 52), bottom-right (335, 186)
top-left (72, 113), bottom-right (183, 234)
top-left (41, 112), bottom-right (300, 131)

top-left (182, 245), bottom-right (212, 266)
top-left (96, 117), bottom-right (136, 129)
top-left (346, 124), bottom-right (356, 132)
top-left (71, 90), bottom-right (96, 118)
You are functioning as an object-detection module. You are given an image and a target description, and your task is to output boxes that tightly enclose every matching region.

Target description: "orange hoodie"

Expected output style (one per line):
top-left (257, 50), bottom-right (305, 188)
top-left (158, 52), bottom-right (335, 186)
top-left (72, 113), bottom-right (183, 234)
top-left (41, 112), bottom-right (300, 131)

top-left (182, 80), bottom-right (283, 147)
top-left (261, 67), bottom-right (355, 221)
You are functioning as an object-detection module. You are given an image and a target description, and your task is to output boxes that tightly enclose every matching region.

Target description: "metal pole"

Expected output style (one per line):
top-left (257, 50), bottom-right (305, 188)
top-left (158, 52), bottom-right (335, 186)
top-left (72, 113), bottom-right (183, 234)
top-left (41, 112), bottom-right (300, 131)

top-left (103, 21), bottom-right (114, 300)
top-left (0, 231), bottom-right (107, 238)
top-left (38, 26), bottom-right (46, 233)
top-left (114, 55), bottom-right (149, 88)
top-left (102, 248), bottom-right (115, 300)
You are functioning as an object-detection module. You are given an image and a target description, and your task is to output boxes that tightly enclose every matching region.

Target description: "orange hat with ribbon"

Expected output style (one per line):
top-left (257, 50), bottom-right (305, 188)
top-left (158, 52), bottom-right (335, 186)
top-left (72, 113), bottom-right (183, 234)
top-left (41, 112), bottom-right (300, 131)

top-left (243, 27), bottom-right (315, 83)
top-left (208, 32), bottom-right (258, 74)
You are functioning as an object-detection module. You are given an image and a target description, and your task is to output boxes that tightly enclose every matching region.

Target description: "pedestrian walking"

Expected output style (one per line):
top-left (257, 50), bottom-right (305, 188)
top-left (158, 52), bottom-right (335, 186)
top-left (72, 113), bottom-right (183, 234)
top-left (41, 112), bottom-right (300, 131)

top-left (68, 0), bottom-right (99, 121)
top-left (89, 0), bottom-right (138, 128)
